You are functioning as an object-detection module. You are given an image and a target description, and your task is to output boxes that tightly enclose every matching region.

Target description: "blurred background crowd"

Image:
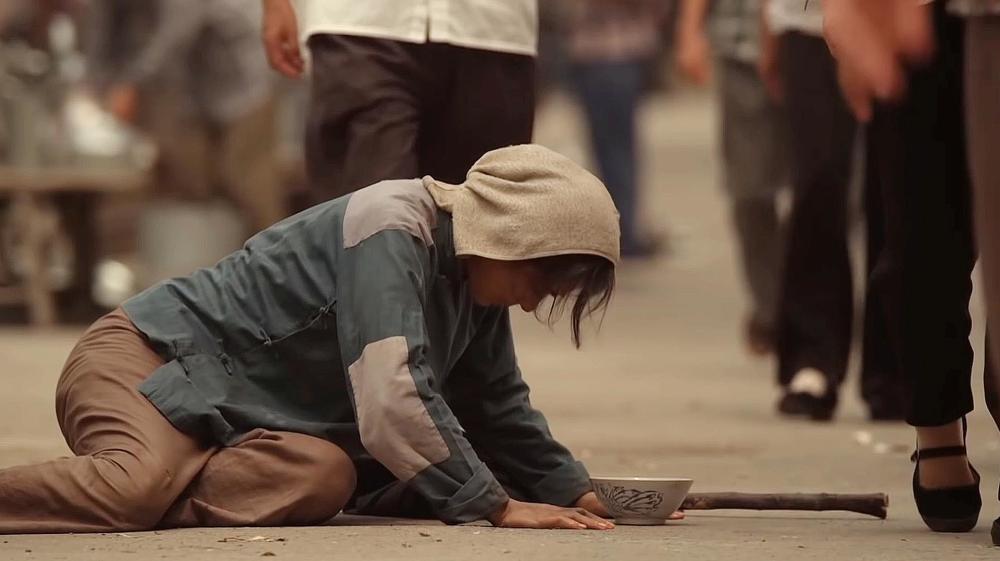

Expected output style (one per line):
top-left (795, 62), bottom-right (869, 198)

top-left (5, 0), bottom-right (1000, 542)
top-left (0, 0), bottom-right (997, 432)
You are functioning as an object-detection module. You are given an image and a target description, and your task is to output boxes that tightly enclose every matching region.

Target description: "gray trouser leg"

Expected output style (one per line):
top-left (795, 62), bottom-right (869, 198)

top-left (716, 58), bottom-right (788, 327)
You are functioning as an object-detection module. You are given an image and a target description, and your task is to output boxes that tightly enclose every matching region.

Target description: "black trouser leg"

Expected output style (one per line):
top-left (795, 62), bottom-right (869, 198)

top-left (867, 7), bottom-right (975, 427)
top-left (775, 33), bottom-right (857, 390)
top-left (305, 37), bottom-right (535, 202)
top-left (420, 44), bottom-right (536, 184)
top-left (305, 35), bottom-right (422, 201)
top-left (860, 134), bottom-right (907, 416)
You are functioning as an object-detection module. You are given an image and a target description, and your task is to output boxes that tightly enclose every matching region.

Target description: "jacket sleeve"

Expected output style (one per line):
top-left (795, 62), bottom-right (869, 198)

top-left (448, 307), bottom-right (593, 507)
top-left (335, 229), bottom-right (509, 524)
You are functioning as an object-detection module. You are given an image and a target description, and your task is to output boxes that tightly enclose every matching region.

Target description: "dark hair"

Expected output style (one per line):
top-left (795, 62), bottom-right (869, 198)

top-left (533, 254), bottom-right (616, 348)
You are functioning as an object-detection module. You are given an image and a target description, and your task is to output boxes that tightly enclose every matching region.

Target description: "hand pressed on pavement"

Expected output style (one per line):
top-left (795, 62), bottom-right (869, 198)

top-left (575, 491), bottom-right (610, 518)
top-left (488, 498), bottom-right (614, 530)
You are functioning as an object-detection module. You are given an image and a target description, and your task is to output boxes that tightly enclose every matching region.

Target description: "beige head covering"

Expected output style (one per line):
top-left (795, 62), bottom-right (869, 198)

top-left (423, 144), bottom-right (621, 264)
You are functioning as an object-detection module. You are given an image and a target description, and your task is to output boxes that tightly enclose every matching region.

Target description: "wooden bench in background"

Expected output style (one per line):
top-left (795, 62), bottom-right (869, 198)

top-left (0, 166), bottom-right (149, 326)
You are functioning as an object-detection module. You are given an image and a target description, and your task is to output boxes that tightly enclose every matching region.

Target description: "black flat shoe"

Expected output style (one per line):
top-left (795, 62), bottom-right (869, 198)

top-left (912, 419), bottom-right (981, 533)
top-left (992, 517), bottom-right (999, 546)
top-left (777, 391), bottom-right (836, 421)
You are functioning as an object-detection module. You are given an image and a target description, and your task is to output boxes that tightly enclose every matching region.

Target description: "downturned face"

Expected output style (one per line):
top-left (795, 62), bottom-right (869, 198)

top-left (463, 257), bottom-right (549, 312)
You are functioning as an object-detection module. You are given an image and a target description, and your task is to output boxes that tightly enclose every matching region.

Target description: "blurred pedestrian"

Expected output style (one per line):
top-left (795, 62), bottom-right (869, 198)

top-left (823, 0), bottom-right (1000, 543)
top-left (759, 0), bottom-right (905, 421)
top-left (676, 0), bottom-right (787, 353)
top-left (958, 3), bottom-right (1000, 393)
top-left (261, 0), bottom-right (538, 203)
top-left (560, 0), bottom-right (668, 259)
top-left (86, 0), bottom-right (285, 235)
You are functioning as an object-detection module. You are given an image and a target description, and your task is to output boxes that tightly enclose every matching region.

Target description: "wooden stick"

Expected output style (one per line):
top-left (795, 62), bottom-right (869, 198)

top-left (681, 492), bottom-right (889, 519)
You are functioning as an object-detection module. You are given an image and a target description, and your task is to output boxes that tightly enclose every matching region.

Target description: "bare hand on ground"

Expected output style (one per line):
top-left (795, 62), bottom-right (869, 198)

top-left (488, 499), bottom-right (614, 530)
top-left (575, 491), bottom-right (610, 517)
top-left (822, 0), bottom-right (934, 121)
top-left (262, 0), bottom-right (304, 78)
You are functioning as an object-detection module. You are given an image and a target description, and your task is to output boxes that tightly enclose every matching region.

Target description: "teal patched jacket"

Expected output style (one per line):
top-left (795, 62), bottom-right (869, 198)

top-left (123, 179), bottom-right (591, 523)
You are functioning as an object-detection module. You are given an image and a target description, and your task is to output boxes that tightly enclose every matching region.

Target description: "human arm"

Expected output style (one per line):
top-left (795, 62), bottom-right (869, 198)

top-left (448, 309), bottom-right (594, 508)
top-left (447, 309), bottom-right (613, 526)
top-left (675, 0), bottom-right (712, 84)
top-left (449, 306), bottom-right (682, 524)
top-left (88, 0), bottom-right (205, 121)
top-left (261, 0), bottom-right (303, 78)
top-left (757, 0), bottom-right (783, 101)
top-left (822, 0), bottom-right (934, 121)
top-left (115, 0), bottom-right (206, 87)
top-left (335, 231), bottom-right (608, 529)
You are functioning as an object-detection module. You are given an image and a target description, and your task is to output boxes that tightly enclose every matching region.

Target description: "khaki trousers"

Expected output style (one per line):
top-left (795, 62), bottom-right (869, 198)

top-left (0, 309), bottom-right (356, 534)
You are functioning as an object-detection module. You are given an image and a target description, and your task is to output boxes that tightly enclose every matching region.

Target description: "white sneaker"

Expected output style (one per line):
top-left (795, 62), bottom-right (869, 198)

top-left (788, 367), bottom-right (829, 398)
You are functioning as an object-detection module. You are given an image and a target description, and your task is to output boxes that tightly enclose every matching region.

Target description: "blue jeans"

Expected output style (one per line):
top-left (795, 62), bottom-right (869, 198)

top-left (571, 60), bottom-right (647, 252)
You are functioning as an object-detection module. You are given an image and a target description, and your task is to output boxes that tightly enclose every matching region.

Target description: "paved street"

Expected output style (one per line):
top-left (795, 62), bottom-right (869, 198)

top-left (1, 88), bottom-right (998, 560)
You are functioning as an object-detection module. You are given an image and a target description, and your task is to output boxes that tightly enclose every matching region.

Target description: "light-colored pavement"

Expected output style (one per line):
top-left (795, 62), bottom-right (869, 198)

top-left (1, 89), bottom-right (998, 560)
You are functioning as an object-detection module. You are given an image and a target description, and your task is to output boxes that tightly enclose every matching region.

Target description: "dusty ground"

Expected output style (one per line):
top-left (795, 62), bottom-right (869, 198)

top-left (2, 89), bottom-right (998, 560)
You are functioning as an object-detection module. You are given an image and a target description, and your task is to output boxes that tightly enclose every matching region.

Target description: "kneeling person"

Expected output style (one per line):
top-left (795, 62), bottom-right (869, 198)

top-left (0, 145), bottom-right (624, 532)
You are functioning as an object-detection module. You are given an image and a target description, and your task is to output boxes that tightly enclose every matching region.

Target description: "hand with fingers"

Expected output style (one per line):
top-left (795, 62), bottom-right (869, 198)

top-left (262, 0), bottom-right (305, 78)
top-left (574, 491), bottom-right (611, 518)
top-left (488, 499), bottom-right (615, 530)
top-left (674, 0), bottom-right (713, 86)
top-left (822, 0), bottom-right (934, 121)
top-left (675, 25), bottom-right (712, 85)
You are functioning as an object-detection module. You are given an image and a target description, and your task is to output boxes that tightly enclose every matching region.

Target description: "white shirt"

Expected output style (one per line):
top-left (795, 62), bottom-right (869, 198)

top-left (296, 0), bottom-right (538, 56)
top-left (765, 0), bottom-right (825, 36)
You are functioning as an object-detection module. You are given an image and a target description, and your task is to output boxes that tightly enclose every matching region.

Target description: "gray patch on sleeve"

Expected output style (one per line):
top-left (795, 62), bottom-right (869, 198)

top-left (343, 179), bottom-right (439, 248)
top-left (348, 336), bottom-right (450, 481)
